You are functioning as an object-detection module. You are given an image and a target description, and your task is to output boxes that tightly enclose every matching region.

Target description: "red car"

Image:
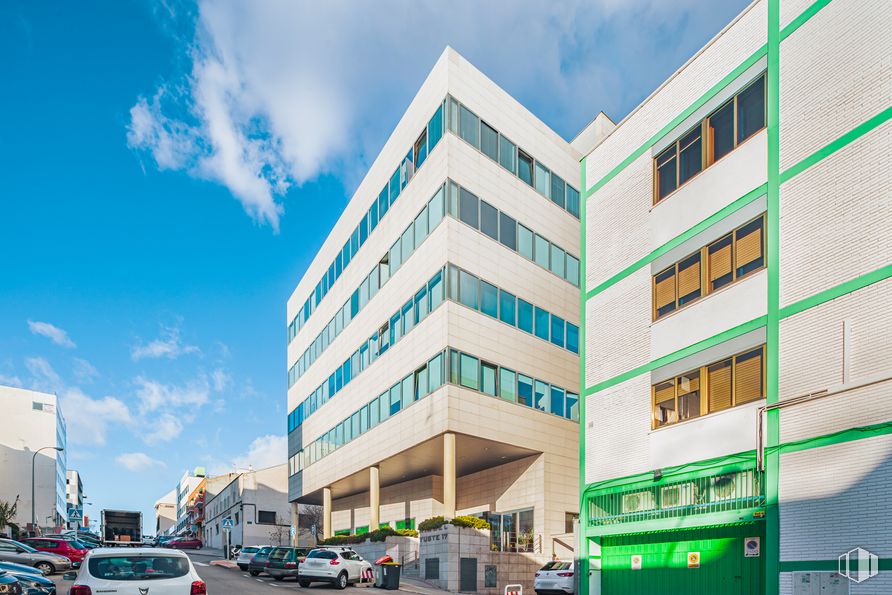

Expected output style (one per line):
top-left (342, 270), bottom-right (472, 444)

top-left (164, 537), bottom-right (202, 550)
top-left (21, 537), bottom-right (88, 565)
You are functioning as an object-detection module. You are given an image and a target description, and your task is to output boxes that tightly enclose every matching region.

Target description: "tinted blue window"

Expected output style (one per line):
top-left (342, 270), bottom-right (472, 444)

top-left (369, 201), bottom-right (379, 231)
top-left (389, 169), bottom-right (401, 204)
top-left (550, 386), bottom-right (566, 417)
top-left (566, 186), bottom-right (580, 218)
top-left (328, 374), bottom-right (336, 397)
top-left (566, 323), bottom-right (579, 354)
top-left (342, 241), bottom-right (351, 268)
top-left (534, 307), bottom-right (550, 341)
top-left (499, 290), bottom-right (516, 326)
top-left (335, 252), bottom-right (343, 278)
top-left (517, 375), bottom-right (533, 407)
top-left (350, 290), bottom-right (359, 318)
top-left (359, 216), bottom-right (368, 245)
top-left (335, 367), bottom-right (343, 392)
top-left (342, 358), bottom-right (352, 386)
top-left (518, 299), bottom-right (534, 333)
top-left (550, 315), bottom-right (565, 348)
top-left (428, 104), bottom-right (443, 150)
top-left (481, 281), bottom-right (498, 318)
top-left (378, 187), bottom-right (389, 218)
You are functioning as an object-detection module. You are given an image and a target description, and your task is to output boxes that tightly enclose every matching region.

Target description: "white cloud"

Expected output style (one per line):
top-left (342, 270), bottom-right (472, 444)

top-left (128, 0), bottom-right (744, 230)
top-left (134, 376), bottom-right (210, 414)
top-left (72, 358), bottom-right (99, 383)
top-left (211, 367), bottom-right (230, 391)
top-left (28, 320), bottom-right (76, 348)
top-left (0, 373), bottom-right (23, 388)
top-left (209, 434), bottom-right (286, 474)
top-left (142, 413), bottom-right (185, 445)
top-left (61, 387), bottom-right (133, 447)
top-left (116, 452), bottom-right (166, 472)
top-left (25, 356), bottom-right (63, 393)
top-left (131, 325), bottom-right (200, 361)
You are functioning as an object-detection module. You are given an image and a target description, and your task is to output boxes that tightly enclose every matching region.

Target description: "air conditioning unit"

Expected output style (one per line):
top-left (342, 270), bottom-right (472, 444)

top-left (661, 483), bottom-right (697, 509)
top-left (710, 473), bottom-right (739, 501)
top-left (622, 491), bottom-right (656, 513)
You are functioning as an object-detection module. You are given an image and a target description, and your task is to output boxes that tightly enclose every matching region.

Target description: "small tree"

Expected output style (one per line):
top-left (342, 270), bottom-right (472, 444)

top-left (0, 497), bottom-right (19, 537)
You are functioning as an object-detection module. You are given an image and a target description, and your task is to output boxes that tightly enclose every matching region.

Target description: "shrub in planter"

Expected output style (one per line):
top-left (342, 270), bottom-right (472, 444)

top-left (396, 528), bottom-right (419, 537)
top-left (418, 515), bottom-right (491, 532)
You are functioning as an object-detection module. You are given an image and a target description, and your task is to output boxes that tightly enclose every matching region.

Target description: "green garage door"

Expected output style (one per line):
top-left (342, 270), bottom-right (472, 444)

top-left (601, 523), bottom-right (764, 595)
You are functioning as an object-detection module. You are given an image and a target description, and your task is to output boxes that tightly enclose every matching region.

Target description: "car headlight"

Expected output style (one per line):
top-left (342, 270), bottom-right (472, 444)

top-left (0, 583), bottom-right (18, 594)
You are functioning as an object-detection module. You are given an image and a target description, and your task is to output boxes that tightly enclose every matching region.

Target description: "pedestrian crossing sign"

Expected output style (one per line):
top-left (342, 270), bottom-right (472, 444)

top-left (222, 518), bottom-right (233, 528)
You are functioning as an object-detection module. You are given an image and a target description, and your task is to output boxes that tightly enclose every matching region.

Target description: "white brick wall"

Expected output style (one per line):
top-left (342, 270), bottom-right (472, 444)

top-left (778, 0), bottom-right (892, 171)
top-left (585, 375), bottom-right (652, 484)
top-left (779, 121), bottom-right (892, 307)
top-left (779, 434), bottom-right (892, 560)
top-left (584, 0), bottom-right (765, 188)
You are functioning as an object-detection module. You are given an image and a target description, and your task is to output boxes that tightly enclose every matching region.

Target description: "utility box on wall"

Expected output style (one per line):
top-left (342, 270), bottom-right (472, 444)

top-left (791, 572), bottom-right (848, 595)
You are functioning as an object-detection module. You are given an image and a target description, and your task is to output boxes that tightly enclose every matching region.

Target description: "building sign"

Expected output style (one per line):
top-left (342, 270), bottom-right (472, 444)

top-left (745, 537), bottom-right (760, 557)
top-left (687, 552), bottom-right (700, 568)
top-left (631, 555), bottom-right (642, 570)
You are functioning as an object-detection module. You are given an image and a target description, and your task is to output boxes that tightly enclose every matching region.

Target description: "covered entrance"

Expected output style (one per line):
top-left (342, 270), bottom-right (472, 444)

top-left (600, 523), bottom-right (765, 595)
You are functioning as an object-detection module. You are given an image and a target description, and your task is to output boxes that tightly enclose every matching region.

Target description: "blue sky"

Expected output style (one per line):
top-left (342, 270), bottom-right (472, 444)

top-left (0, 0), bottom-right (749, 533)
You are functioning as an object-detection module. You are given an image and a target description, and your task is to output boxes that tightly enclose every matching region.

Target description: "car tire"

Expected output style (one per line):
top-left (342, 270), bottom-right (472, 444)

top-left (35, 562), bottom-right (55, 574)
top-left (299, 580), bottom-right (311, 588)
top-left (238, 564), bottom-right (247, 571)
top-left (336, 572), bottom-right (348, 590)
top-left (250, 570), bottom-right (260, 576)
top-left (274, 576), bottom-right (284, 581)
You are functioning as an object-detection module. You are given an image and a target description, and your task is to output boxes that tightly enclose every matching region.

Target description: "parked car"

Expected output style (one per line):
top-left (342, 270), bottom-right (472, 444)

top-left (44, 536), bottom-right (95, 551)
top-left (2, 565), bottom-right (55, 595)
top-left (266, 547), bottom-right (311, 581)
top-left (64, 547), bottom-right (206, 595)
top-left (0, 562), bottom-right (44, 576)
top-left (20, 539), bottom-right (87, 567)
top-left (0, 569), bottom-right (22, 595)
top-left (247, 546), bottom-right (275, 576)
top-left (162, 537), bottom-right (202, 550)
top-left (298, 547), bottom-right (372, 590)
top-left (534, 560), bottom-right (575, 595)
top-left (235, 545), bottom-right (267, 571)
top-left (0, 539), bottom-right (71, 575)
top-left (152, 535), bottom-right (175, 547)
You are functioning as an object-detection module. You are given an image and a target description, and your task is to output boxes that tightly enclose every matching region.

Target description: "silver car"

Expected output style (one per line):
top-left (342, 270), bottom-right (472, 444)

top-left (0, 539), bottom-right (71, 575)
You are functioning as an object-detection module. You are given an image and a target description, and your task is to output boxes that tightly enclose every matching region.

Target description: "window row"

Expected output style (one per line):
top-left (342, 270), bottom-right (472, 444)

top-left (288, 184), bottom-right (447, 387)
top-left (287, 267), bottom-right (446, 432)
top-left (652, 344), bottom-right (765, 429)
top-left (653, 214), bottom-right (765, 320)
top-left (446, 96), bottom-right (580, 218)
top-left (654, 73), bottom-right (766, 203)
top-left (288, 347), bottom-right (578, 475)
top-left (446, 180), bottom-right (580, 287)
top-left (288, 100), bottom-right (446, 343)
top-left (446, 264), bottom-right (579, 354)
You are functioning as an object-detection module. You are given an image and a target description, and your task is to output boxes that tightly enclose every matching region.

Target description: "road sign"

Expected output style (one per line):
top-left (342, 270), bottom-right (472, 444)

top-left (68, 510), bottom-right (82, 521)
top-left (222, 518), bottom-right (233, 528)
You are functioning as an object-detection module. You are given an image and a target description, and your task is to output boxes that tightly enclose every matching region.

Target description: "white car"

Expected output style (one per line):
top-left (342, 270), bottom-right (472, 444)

top-left (534, 560), bottom-right (575, 595)
top-left (235, 544), bottom-right (270, 571)
top-left (64, 547), bottom-right (206, 594)
top-left (298, 547), bottom-right (373, 590)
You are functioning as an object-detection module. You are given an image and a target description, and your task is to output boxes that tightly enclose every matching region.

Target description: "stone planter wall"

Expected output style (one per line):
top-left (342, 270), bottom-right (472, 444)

top-left (350, 535), bottom-right (419, 565)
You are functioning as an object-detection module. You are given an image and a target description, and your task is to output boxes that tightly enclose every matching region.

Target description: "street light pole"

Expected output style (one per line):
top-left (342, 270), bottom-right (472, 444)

top-left (31, 446), bottom-right (64, 536)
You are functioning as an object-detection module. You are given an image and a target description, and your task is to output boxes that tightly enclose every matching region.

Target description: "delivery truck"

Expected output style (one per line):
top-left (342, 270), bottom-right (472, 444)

top-left (100, 509), bottom-right (143, 546)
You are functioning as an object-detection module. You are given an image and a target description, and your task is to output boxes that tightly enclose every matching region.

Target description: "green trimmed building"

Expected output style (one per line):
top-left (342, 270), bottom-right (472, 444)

top-left (576, 0), bottom-right (891, 593)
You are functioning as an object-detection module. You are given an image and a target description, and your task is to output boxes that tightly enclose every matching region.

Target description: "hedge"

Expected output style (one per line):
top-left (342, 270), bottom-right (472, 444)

top-left (316, 526), bottom-right (418, 546)
top-left (418, 515), bottom-right (491, 532)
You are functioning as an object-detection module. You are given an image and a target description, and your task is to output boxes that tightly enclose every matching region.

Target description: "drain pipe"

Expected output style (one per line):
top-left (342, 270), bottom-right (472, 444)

top-left (756, 370), bottom-right (892, 471)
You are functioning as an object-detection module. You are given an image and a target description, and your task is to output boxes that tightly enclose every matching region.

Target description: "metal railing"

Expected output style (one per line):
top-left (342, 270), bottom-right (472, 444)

top-left (587, 468), bottom-right (764, 527)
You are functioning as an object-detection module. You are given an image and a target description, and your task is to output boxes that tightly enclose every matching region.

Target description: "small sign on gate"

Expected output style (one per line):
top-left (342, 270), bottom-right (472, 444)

top-left (504, 583), bottom-right (523, 595)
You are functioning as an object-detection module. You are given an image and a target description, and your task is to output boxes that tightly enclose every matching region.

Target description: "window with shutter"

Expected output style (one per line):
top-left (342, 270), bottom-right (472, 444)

top-left (708, 235), bottom-right (733, 291)
top-left (677, 253), bottom-right (702, 306)
top-left (735, 217), bottom-right (764, 277)
top-left (653, 381), bottom-right (677, 427)
top-left (708, 360), bottom-right (733, 412)
top-left (677, 371), bottom-right (701, 421)
top-left (654, 267), bottom-right (677, 318)
top-left (734, 347), bottom-right (764, 404)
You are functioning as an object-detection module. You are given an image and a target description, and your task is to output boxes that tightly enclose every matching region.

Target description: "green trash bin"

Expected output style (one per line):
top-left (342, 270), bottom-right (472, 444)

top-left (381, 562), bottom-right (401, 590)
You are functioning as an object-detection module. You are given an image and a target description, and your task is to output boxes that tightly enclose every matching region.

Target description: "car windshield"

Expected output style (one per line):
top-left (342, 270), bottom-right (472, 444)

top-left (241, 547), bottom-right (259, 554)
top-left (256, 548), bottom-right (273, 556)
top-left (70, 541), bottom-right (87, 549)
top-left (88, 556), bottom-right (190, 581)
top-left (307, 550), bottom-right (336, 560)
top-left (7, 540), bottom-right (37, 553)
top-left (540, 561), bottom-right (572, 571)
top-left (269, 549), bottom-right (291, 561)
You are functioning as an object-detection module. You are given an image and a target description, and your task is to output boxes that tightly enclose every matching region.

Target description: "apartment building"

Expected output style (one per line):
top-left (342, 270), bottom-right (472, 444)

top-left (65, 469), bottom-right (84, 530)
top-left (174, 468), bottom-right (205, 535)
top-left (578, 0), bottom-right (891, 594)
top-left (0, 385), bottom-right (67, 534)
top-left (286, 47), bottom-right (584, 565)
top-left (154, 490), bottom-right (177, 536)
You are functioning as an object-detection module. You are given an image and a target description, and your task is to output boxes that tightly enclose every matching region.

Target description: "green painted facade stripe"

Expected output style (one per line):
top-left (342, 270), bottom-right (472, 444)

top-left (583, 316), bottom-right (767, 397)
top-left (582, 45), bottom-right (767, 199)
top-left (780, 265), bottom-right (892, 319)
top-left (781, 106), bottom-right (892, 183)
top-left (777, 420), bottom-right (892, 457)
top-left (584, 184), bottom-right (767, 300)
top-left (779, 0), bottom-right (834, 42)
top-left (780, 559), bottom-right (892, 572)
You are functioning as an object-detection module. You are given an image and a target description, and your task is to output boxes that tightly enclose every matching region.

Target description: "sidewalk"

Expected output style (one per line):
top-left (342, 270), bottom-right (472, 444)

top-left (397, 577), bottom-right (449, 595)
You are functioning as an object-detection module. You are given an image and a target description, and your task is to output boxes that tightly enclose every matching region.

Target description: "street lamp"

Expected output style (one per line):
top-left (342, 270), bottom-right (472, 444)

top-left (31, 446), bottom-right (64, 535)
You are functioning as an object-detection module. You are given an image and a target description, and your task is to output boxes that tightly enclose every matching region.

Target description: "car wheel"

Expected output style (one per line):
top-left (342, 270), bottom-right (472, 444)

top-left (250, 570), bottom-right (260, 576)
top-left (35, 562), bottom-right (55, 574)
top-left (299, 580), bottom-right (311, 588)
top-left (238, 564), bottom-right (247, 571)
top-left (336, 572), bottom-right (348, 590)
top-left (274, 575), bottom-right (285, 581)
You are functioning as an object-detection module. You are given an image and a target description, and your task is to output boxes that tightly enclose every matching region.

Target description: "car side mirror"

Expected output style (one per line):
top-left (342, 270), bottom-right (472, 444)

top-left (63, 571), bottom-right (78, 580)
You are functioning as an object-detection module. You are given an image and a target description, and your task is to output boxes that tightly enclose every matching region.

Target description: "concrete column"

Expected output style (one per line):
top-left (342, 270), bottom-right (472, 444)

top-left (443, 432), bottom-right (456, 519)
top-left (369, 466), bottom-right (380, 529)
top-left (290, 502), bottom-right (300, 546)
top-left (322, 487), bottom-right (332, 540)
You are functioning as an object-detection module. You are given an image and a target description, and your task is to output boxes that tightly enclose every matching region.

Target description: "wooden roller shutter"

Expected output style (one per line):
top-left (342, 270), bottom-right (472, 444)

top-left (709, 235), bottom-right (733, 290)
top-left (654, 268), bottom-right (677, 318)
top-left (677, 254), bottom-right (701, 303)
top-left (735, 218), bottom-right (764, 272)
top-left (734, 347), bottom-right (764, 404)
top-left (708, 360), bottom-right (733, 412)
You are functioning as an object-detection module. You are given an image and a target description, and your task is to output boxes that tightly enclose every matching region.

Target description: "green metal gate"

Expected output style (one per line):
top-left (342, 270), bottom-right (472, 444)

top-left (601, 523), bottom-right (764, 595)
